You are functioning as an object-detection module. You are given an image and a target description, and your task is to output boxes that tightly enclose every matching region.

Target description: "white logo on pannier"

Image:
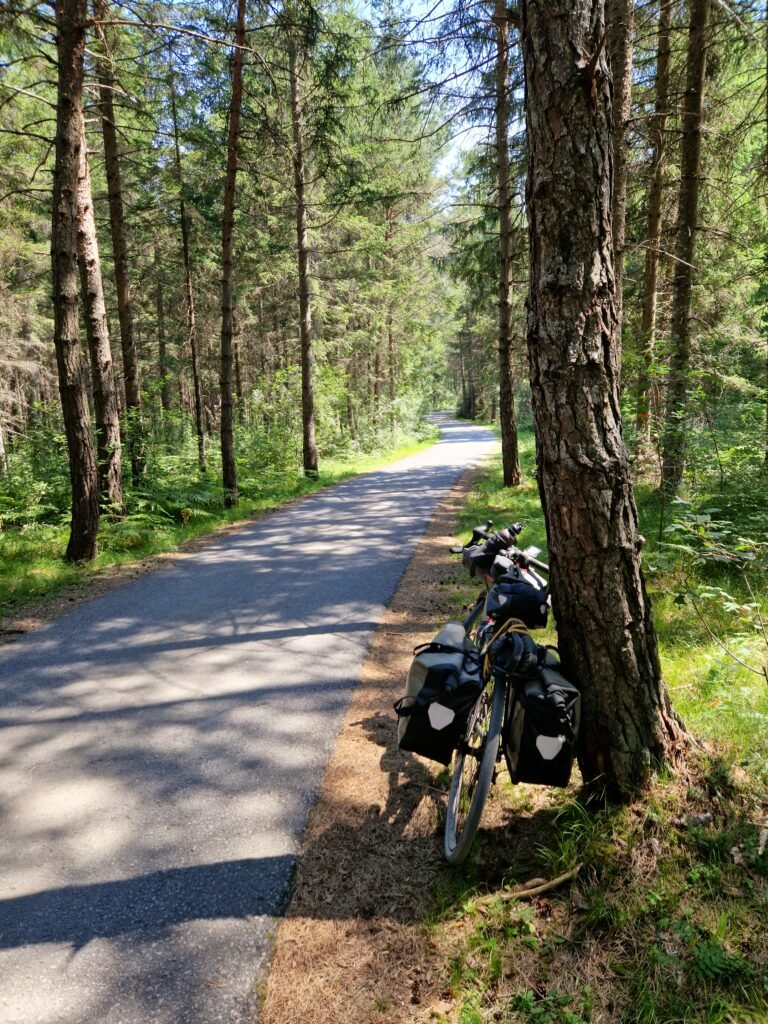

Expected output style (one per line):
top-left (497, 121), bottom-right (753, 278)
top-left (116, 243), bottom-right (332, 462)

top-left (535, 735), bottom-right (565, 760)
top-left (428, 703), bottom-right (456, 731)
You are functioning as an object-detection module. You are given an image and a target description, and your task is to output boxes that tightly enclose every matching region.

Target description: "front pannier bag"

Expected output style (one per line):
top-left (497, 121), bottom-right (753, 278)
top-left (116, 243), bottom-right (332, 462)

top-left (503, 664), bottom-right (581, 787)
top-left (394, 622), bottom-right (483, 765)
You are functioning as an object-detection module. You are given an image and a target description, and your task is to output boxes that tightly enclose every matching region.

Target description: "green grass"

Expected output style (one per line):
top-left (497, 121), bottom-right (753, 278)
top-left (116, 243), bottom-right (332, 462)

top-left (435, 761), bottom-right (768, 1023)
top-left (430, 428), bottom-right (768, 1024)
top-left (0, 431), bottom-right (437, 619)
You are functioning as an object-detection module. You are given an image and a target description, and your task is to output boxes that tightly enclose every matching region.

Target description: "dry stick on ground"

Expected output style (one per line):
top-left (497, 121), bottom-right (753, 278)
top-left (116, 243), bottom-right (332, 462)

top-left (473, 863), bottom-right (583, 908)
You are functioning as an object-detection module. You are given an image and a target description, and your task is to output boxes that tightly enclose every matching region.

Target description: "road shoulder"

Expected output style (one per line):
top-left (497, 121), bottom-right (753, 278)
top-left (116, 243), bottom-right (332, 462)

top-left (259, 468), bottom-right (479, 1024)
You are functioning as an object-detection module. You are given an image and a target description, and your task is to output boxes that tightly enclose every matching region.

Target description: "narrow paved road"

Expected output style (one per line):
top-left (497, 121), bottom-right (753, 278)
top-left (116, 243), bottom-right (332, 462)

top-left (0, 418), bottom-right (494, 1024)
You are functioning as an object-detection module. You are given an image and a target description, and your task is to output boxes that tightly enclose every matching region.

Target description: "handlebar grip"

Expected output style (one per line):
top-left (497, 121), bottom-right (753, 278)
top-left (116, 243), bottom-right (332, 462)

top-left (526, 555), bottom-right (550, 574)
top-left (470, 519), bottom-right (494, 544)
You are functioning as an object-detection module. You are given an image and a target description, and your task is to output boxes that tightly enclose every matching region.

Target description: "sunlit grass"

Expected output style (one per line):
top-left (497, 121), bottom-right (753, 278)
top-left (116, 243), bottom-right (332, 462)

top-left (451, 430), bottom-right (768, 764)
top-left (0, 431), bottom-right (437, 617)
top-left (433, 429), bottom-right (768, 1024)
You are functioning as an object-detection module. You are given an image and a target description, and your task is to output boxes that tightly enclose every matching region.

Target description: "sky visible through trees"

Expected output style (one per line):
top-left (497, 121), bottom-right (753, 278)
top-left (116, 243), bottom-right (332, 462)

top-left (2, 0), bottom-right (768, 655)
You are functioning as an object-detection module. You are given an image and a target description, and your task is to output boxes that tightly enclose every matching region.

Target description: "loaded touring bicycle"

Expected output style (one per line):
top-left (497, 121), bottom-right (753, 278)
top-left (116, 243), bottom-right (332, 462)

top-left (395, 520), bottom-right (581, 864)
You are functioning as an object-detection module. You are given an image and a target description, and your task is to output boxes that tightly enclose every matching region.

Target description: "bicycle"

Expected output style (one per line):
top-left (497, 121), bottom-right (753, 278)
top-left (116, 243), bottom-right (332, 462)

top-left (443, 522), bottom-right (577, 865)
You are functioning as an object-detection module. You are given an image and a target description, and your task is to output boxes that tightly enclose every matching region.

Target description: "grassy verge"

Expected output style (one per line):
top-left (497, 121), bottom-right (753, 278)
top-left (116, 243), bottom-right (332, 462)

top-left (427, 431), bottom-right (768, 1024)
top-left (0, 431), bottom-right (436, 619)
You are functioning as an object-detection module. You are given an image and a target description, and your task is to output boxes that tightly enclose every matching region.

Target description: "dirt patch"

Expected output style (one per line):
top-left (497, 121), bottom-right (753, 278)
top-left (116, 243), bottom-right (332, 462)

top-left (259, 471), bottom-right (480, 1024)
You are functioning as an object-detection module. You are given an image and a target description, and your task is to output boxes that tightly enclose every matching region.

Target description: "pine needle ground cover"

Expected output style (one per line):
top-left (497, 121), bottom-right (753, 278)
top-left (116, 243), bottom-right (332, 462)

top-left (427, 434), bottom-right (768, 1024)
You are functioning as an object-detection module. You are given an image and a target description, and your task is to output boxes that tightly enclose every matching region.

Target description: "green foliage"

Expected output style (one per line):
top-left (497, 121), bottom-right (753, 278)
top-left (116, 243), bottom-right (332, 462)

top-left (507, 988), bottom-right (593, 1024)
top-left (0, 419), bottom-right (436, 616)
top-left (432, 433), bottom-right (768, 1024)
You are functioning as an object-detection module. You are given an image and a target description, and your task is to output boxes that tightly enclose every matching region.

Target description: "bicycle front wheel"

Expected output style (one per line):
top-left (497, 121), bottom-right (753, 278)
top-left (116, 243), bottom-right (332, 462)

top-left (444, 677), bottom-right (505, 865)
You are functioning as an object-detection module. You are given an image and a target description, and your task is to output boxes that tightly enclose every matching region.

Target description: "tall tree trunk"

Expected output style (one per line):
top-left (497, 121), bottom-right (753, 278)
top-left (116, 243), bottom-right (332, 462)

top-left (170, 74), bottom-right (206, 472)
top-left (155, 241), bottom-right (171, 414)
top-left (0, 421), bottom-right (8, 475)
top-left (289, 43), bottom-right (319, 477)
top-left (606, 0), bottom-right (634, 342)
top-left (373, 346), bottom-right (382, 423)
top-left (93, 0), bottom-right (145, 482)
top-left (220, 0), bottom-right (246, 507)
top-left (52, 0), bottom-right (99, 562)
top-left (636, 0), bottom-right (672, 443)
top-left (661, 0), bottom-right (711, 494)
top-left (76, 133), bottom-right (124, 512)
top-left (234, 334), bottom-right (245, 420)
top-left (494, 0), bottom-right (522, 486)
top-left (385, 205), bottom-right (397, 434)
top-left (520, 0), bottom-right (682, 799)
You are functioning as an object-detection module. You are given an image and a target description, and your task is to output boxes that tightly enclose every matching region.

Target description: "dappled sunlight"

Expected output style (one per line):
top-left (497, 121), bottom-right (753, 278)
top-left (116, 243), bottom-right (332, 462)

top-left (0, 418), bottom-right (495, 1023)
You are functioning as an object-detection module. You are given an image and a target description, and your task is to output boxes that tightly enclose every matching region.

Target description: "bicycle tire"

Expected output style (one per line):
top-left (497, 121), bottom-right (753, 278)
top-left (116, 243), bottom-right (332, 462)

top-left (444, 676), bottom-right (505, 865)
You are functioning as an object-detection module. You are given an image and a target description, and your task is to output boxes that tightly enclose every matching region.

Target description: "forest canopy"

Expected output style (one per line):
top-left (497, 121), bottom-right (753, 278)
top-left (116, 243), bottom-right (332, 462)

top-left (0, 0), bottom-right (766, 566)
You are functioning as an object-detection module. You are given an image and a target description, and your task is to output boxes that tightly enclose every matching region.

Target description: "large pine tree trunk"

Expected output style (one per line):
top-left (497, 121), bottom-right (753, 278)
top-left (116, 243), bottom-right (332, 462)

top-left (606, 0), bottom-right (634, 340)
top-left (494, 0), bottom-right (522, 486)
top-left (76, 133), bottom-right (124, 512)
top-left (520, 0), bottom-right (682, 798)
top-left (170, 75), bottom-right (206, 472)
top-left (220, 0), bottom-right (246, 506)
top-left (661, 0), bottom-right (711, 494)
top-left (636, 0), bottom-right (672, 443)
top-left (155, 241), bottom-right (172, 414)
top-left (289, 43), bottom-right (319, 478)
top-left (52, 0), bottom-right (100, 562)
top-left (94, 0), bottom-right (145, 481)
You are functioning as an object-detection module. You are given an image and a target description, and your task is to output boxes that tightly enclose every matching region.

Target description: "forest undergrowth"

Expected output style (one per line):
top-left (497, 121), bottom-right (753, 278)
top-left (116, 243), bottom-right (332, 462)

top-left (427, 431), bottom-right (768, 1024)
top-left (0, 416), bottom-right (437, 623)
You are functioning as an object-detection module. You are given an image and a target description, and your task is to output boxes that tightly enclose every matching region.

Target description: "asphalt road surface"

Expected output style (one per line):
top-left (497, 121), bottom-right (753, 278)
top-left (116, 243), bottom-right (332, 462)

top-left (0, 417), bottom-right (494, 1024)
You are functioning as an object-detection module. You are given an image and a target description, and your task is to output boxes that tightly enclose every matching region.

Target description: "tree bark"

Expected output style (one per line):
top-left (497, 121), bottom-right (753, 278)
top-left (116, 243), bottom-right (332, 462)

top-left (661, 0), bottom-right (711, 494)
top-left (220, 0), bottom-right (246, 506)
top-left (77, 133), bottom-right (124, 512)
top-left (155, 241), bottom-right (171, 413)
top-left (385, 205), bottom-right (397, 435)
top-left (0, 420), bottom-right (8, 475)
top-left (373, 345), bottom-right (382, 423)
top-left (52, 0), bottom-right (99, 562)
top-left (520, 0), bottom-right (682, 798)
top-left (606, 0), bottom-right (634, 343)
top-left (289, 43), bottom-right (319, 477)
top-left (494, 0), bottom-right (522, 486)
top-left (93, 0), bottom-right (145, 482)
top-left (636, 0), bottom-right (672, 443)
top-left (170, 73), bottom-right (206, 472)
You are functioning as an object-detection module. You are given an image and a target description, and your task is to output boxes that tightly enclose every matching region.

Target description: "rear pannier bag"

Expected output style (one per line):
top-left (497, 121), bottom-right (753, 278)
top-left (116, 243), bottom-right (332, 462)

top-left (503, 664), bottom-right (580, 787)
top-left (394, 622), bottom-right (483, 765)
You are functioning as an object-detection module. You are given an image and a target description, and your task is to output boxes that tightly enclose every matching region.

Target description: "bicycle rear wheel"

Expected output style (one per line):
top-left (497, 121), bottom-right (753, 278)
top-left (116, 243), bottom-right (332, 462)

top-left (444, 676), bottom-right (505, 865)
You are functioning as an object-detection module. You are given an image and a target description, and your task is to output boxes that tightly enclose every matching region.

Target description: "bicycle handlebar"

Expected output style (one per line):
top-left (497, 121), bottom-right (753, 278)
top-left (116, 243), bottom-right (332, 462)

top-left (513, 548), bottom-right (550, 575)
top-left (454, 519), bottom-right (549, 575)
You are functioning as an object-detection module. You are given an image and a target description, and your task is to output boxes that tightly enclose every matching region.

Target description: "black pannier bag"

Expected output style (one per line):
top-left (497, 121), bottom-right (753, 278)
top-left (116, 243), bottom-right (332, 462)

top-left (503, 662), bottom-right (581, 787)
top-left (484, 581), bottom-right (549, 630)
top-left (394, 622), bottom-right (483, 765)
